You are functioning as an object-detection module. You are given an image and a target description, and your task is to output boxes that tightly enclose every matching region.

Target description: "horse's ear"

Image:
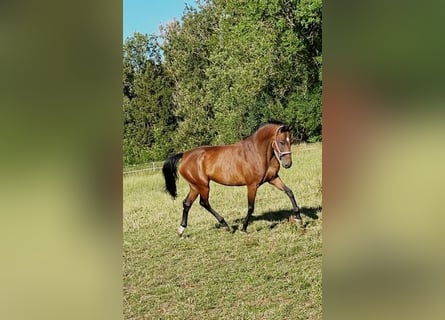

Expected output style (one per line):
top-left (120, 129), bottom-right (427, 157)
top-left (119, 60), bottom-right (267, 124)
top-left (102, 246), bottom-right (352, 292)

top-left (288, 125), bottom-right (293, 131)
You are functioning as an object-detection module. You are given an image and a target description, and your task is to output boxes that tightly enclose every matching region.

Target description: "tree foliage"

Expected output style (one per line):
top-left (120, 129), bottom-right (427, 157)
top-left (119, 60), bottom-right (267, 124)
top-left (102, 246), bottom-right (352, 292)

top-left (123, 33), bottom-right (176, 164)
top-left (123, 0), bottom-right (322, 164)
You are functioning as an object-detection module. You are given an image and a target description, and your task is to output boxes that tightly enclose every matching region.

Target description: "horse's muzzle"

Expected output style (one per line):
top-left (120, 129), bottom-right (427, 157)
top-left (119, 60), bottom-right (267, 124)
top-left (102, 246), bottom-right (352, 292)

top-left (282, 161), bottom-right (292, 169)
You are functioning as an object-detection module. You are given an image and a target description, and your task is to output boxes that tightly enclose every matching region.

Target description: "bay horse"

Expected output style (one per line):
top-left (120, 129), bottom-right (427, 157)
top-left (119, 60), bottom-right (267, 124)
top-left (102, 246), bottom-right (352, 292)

top-left (162, 121), bottom-right (302, 235)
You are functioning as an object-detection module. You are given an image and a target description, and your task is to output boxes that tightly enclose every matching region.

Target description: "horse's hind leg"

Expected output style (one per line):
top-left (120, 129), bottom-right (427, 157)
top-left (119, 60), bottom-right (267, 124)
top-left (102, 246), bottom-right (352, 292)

top-left (199, 186), bottom-right (230, 232)
top-left (241, 184), bottom-right (258, 232)
top-left (179, 188), bottom-right (199, 236)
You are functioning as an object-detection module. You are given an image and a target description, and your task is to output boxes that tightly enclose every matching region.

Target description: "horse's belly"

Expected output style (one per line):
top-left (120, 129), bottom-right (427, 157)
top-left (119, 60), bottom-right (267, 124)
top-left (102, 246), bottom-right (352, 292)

top-left (206, 161), bottom-right (248, 186)
top-left (211, 175), bottom-right (246, 186)
top-left (209, 167), bottom-right (246, 186)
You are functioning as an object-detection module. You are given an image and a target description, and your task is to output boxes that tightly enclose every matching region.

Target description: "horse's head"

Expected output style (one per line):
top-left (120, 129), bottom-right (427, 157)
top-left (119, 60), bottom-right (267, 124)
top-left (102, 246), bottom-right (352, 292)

top-left (272, 125), bottom-right (293, 169)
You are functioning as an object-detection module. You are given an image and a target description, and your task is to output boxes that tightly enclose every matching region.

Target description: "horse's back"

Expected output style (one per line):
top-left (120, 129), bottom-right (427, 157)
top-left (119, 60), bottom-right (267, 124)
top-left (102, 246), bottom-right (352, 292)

top-left (179, 144), bottom-right (255, 186)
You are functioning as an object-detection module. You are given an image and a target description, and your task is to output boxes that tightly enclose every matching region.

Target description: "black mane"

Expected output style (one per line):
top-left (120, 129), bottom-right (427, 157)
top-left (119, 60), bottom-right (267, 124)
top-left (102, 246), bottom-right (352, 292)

top-left (241, 120), bottom-right (291, 140)
top-left (258, 120), bottom-right (291, 132)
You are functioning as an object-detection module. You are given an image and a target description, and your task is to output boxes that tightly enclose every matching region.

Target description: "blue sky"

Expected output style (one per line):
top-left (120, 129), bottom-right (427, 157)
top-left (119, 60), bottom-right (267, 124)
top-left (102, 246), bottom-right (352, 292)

top-left (123, 0), bottom-right (197, 42)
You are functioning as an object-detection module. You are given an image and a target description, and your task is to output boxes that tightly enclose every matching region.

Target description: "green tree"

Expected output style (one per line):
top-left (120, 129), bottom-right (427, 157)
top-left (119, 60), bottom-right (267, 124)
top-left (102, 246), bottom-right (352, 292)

top-left (209, 0), bottom-right (322, 142)
top-left (123, 33), bottom-right (175, 164)
top-left (161, 5), bottom-right (218, 150)
top-left (205, 0), bottom-right (278, 143)
top-left (123, 0), bottom-right (322, 164)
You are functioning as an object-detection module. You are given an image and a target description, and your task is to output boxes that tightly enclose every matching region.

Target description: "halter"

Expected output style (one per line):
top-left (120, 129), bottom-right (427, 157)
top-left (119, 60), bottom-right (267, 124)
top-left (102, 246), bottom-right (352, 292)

top-left (271, 125), bottom-right (292, 161)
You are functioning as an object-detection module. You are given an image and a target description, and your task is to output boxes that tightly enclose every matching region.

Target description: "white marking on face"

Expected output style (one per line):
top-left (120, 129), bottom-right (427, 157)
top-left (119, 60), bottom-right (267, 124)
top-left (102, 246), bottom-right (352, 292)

top-left (286, 136), bottom-right (290, 143)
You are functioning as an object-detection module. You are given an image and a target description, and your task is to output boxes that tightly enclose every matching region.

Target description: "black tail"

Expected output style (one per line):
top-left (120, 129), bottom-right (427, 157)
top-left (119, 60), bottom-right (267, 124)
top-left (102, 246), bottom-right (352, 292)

top-left (162, 153), bottom-right (184, 199)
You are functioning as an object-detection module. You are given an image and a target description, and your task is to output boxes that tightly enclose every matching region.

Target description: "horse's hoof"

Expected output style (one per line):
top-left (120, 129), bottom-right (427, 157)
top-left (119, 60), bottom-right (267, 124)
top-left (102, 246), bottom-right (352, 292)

top-left (217, 221), bottom-right (231, 232)
top-left (289, 215), bottom-right (303, 226)
top-left (177, 226), bottom-right (185, 236)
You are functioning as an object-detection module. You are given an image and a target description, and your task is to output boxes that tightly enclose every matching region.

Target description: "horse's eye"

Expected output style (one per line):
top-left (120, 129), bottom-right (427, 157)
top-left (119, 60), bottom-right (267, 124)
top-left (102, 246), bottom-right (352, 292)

top-left (279, 141), bottom-right (285, 146)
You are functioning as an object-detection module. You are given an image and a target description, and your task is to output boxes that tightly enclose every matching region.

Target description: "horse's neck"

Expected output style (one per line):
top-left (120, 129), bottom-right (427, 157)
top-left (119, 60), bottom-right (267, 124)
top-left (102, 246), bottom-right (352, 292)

top-left (251, 126), bottom-right (276, 163)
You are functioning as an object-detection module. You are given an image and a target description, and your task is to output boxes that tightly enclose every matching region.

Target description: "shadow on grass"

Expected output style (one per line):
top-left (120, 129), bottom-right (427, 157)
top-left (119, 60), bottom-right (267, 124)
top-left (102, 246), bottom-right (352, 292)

top-left (234, 206), bottom-right (322, 224)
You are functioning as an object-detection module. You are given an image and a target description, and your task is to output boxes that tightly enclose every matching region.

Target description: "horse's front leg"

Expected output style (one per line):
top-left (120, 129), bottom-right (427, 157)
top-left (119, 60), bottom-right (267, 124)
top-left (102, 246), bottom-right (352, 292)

top-left (269, 176), bottom-right (302, 225)
top-left (241, 184), bottom-right (258, 232)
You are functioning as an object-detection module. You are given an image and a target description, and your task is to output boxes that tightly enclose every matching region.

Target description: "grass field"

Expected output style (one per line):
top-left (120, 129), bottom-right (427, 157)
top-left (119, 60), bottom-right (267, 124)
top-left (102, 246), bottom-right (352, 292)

top-left (123, 142), bottom-right (322, 319)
